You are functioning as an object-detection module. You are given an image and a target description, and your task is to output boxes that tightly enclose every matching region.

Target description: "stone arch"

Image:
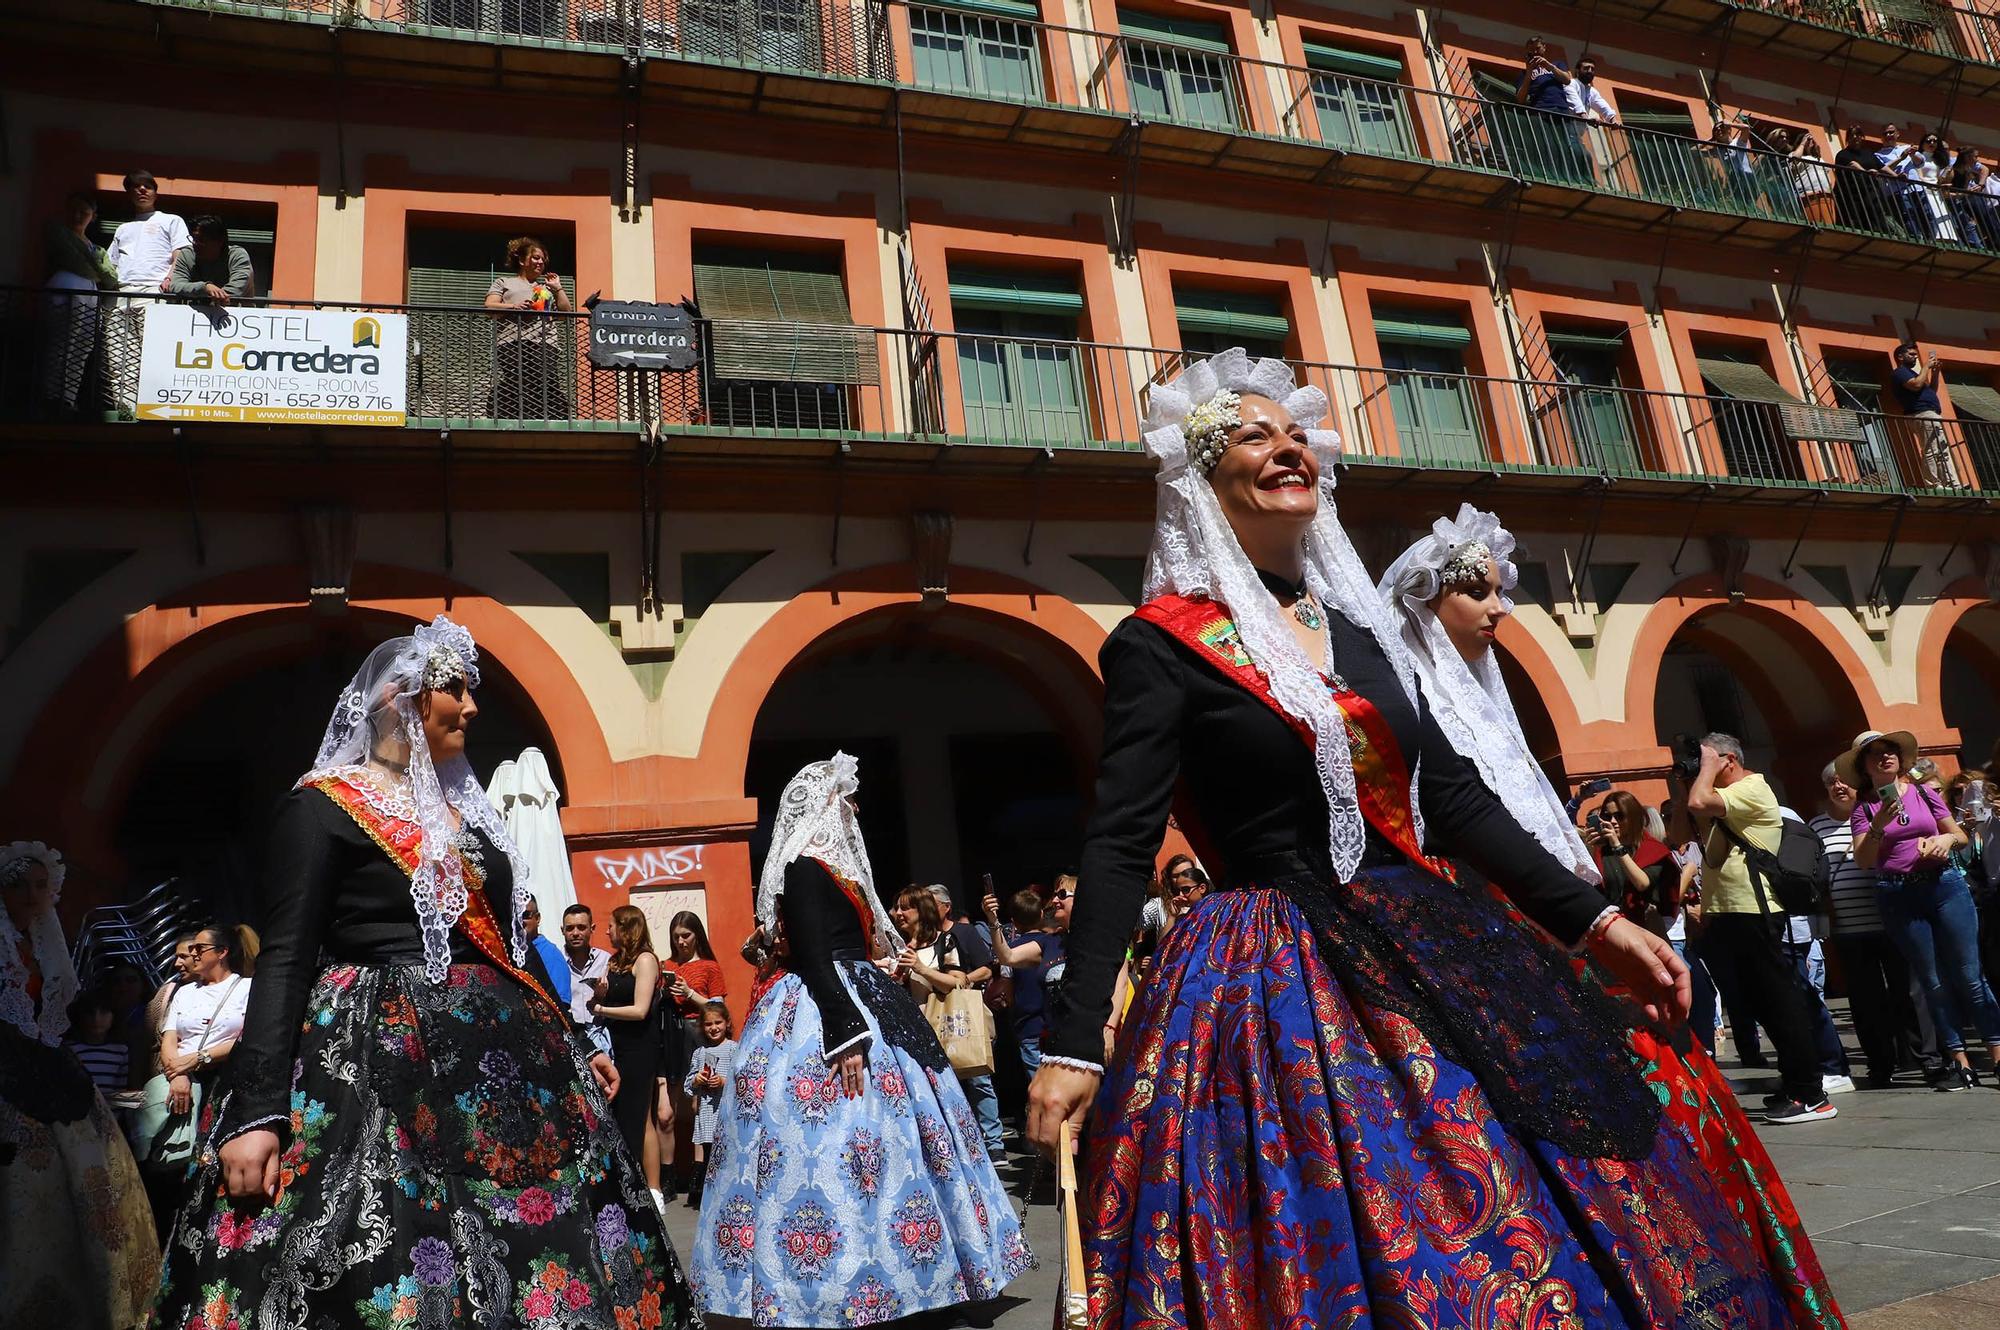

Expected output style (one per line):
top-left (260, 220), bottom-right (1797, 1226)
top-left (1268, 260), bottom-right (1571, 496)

top-left (1917, 574), bottom-right (2000, 769)
top-left (1623, 572), bottom-right (1879, 801)
top-left (691, 562), bottom-right (1112, 794)
top-left (4, 563), bottom-right (612, 910)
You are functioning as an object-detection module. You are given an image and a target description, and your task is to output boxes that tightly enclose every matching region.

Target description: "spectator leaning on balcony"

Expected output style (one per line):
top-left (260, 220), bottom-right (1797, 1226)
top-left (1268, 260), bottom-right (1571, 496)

top-left (1770, 128), bottom-right (1836, 224)
top-left (167, 215), bottom-right (255, 307)
top-left (1515, 38), bottom-right (1591, 187)
top-left (1876, 124), bottom-right (1937, 241)
top-left (484, 234), bottom-right (572, 420)
top-left (103, 169), bottom-right (191, 417)
top-left (1948, 145), bottom-right (1999, 249)
top-left (1833, 123), bottom-right (1894, 231)
top-left (1564, 56), bottom-right (1617, 185)
top-left (1890, 340), bottom-right (1962, 488)
top-left (38, 190), bottom-right (118, 421)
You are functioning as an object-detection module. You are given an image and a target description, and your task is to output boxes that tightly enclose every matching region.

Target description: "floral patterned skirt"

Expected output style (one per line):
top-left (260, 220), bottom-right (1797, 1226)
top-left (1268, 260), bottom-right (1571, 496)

top-left (1087, 879), bottom-right (1842, 1329)
top-left (148, 962), bottom-right (699, 1330)
top-left (691, 967), bottom-right (1033, 1327)
top-left (1, 1039), bottom-right (160, 1330)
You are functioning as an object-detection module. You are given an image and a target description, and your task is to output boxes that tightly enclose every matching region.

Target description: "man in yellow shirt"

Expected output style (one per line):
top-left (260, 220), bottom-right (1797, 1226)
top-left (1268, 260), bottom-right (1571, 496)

top-left (1682, 734), bottom-right (1836, 1124)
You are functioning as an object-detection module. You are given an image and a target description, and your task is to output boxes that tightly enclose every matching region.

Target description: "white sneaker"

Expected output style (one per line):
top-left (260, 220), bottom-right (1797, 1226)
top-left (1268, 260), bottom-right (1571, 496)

top-left (1822, 1074), bottom-right (1856, 1095)
top-left (649, 1188), bottom-right (666, 1214)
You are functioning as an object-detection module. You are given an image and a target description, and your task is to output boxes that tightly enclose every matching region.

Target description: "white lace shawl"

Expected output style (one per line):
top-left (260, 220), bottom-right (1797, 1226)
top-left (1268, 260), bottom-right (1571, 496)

top-left (0, 842), bottom-right (80, 1045)
top-left (298, 615), bottom-right (531, 982)
top-left (1143, 348), bottom-right (1424, 882)
top-left (756, 752), bottom-right (901, 958)
top-left (1377, 505), bottom-right (1600, 883)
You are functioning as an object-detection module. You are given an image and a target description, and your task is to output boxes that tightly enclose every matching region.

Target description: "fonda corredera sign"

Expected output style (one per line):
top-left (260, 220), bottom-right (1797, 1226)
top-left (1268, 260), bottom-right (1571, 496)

top-left (587, 301), bottom-right (698, 371)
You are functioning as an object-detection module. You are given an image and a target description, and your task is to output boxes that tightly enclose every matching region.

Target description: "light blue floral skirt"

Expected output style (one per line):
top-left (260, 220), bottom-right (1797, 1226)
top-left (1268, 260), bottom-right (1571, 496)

top-left (691, 966), bottom-right (1033, 1326)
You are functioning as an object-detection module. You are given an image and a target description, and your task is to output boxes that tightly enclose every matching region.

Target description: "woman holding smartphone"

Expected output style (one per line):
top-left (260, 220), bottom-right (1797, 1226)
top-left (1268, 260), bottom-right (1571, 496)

top-left (1845, 728), bottom-right (1999, 1091)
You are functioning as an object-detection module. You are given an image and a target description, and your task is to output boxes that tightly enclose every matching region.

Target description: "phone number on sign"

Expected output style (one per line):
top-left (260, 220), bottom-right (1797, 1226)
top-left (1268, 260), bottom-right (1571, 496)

top-left (152, 390), bottom-right (396, 409)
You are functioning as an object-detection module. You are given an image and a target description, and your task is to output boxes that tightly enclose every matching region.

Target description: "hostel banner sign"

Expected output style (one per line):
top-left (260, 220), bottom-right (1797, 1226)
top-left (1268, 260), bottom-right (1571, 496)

top-left (137, 306), bottom-right (408, 426)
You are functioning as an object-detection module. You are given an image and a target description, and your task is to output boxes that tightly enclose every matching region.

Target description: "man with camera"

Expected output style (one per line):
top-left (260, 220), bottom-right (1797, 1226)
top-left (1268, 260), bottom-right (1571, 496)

top-left (1673, 734), bottom-right (1838, 1124)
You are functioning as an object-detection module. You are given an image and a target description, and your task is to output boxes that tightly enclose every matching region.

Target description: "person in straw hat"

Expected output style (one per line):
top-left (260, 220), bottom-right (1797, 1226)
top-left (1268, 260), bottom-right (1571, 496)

top-left (1843, 728), bottom-right (2000, 1092)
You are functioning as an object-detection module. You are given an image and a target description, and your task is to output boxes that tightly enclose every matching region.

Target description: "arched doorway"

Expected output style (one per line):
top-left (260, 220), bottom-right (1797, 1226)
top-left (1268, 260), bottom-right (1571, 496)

top-left (1940, 603), bottom-right (2000, 771)
top-left (1650, 605), bottom-right (1867, 806)
top-left (1494, 642), bottom-right (1568, 790)
top-left (745, 603), bottom-right (1101, 910)
top-left (111, 613), bottom-right (560, 927)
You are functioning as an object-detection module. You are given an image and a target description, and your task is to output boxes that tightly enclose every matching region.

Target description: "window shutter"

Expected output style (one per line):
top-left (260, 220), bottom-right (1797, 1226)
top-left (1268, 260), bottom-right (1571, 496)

top-left (947, 266), bottom-right (1084, 316)
top-left (694, 252), bottom-right (878, 385)
top-left (1544, 328), bottom-right (1628, 351)
top-left (1115, 8), bottom-right (1230, 52)
top-left (1374, 307), bottom-right (1472, 348)
top-left (1173, 288), bottom-right (1289, 342)
top-left (1948, 382), bottom-right (2000, 424)
top-left (1693, 357), bottom-right (1801, 404)
top-left (1301, 41), bottom-right (1403, 82)
top-left (406, 266), bottom-right (497, 307)
top-left (931, 0), bottom-right (1039, 17)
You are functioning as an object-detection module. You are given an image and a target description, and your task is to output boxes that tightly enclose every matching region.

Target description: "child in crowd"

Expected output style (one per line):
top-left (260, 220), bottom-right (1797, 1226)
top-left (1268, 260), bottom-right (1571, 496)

top-left (681, 999), bottom-right (736, 1206)
top-left (64, 991), bottom-right (131, 1093)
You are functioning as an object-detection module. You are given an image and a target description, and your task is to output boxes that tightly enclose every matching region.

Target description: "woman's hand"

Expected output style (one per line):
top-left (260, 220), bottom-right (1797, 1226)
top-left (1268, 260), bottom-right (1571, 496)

top-left (220, 1128), bottom-right (281, 1202)
top-left (588, 1051), bottom-right (621, 1101)
top-left (981, 893), bottom-right (1001, 924)
top-left (1586, 916), bottom-right (1690, 1024)
top-left (1027, 1062), bottom-right (1100, 1157)
top-left (1916, 835), bottom-right (1955, 864)
top-left (834, 1050), bottom-right (867, 1100)
top-left (168, 1072), bottom-right (193, 1114)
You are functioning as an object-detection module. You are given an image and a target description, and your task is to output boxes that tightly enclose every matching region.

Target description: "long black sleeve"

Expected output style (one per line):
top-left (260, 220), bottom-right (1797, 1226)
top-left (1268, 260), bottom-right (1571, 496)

top-left (1411, 696), bottom-right (1612, 946)
top-left (779, 859), bottom-right (872, 1059)
top-left (1045, 621), bottom-right (1186, 1065)
top-left (222, 789), bottom-right (342, 1138)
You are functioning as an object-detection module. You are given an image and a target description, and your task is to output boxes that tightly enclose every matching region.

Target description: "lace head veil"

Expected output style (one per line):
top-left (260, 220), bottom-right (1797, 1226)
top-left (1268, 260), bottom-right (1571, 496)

top-left (1377, 505), bottom-right (1599, 883)
top-left (1143, 347), bottom-right (1421, 882)
top-left (299, 615), bottom-right (531, 981)
top-left (756, 752), bottom-right (900, 959)
top-left (0, 841), bottom-right (80, 1045)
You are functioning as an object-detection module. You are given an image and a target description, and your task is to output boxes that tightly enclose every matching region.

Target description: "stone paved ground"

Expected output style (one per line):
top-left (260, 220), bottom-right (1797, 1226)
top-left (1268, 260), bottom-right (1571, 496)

top-left (666, 1025), bottom-right (2000, 1325)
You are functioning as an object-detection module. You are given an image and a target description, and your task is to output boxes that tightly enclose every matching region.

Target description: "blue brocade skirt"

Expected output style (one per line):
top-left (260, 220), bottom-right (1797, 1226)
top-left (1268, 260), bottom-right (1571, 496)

top-left (691, 965), bottom-right (1033, 1327)
top-left (1086, 869), bottom-right (1816, 1329)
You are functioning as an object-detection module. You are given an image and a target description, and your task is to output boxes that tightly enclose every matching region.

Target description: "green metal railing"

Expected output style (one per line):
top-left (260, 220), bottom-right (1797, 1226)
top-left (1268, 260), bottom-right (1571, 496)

top-left (8, 289), bottom-right (1993, 495)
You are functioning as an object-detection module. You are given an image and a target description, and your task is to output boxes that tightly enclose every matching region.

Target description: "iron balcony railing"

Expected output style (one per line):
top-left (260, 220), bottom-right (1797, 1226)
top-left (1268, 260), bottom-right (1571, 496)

top-left (7, 288), bottom-right (1994, 495)
top-left (135, 0), bottom-right (2000, 265)
top-left (1732, 0), bottom-right (1985, 62)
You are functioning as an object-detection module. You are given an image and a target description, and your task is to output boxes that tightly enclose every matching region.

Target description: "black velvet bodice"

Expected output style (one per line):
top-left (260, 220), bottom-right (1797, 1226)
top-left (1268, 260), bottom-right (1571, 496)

top-left (1044, 608), bottom-right (1610, 1065)
top-left (227, 785), bottom-right (528, 1133)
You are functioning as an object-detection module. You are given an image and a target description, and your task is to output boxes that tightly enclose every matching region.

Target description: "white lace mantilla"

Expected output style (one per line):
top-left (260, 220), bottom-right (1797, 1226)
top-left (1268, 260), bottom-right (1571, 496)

top-left (1143, 348), bottom-right (1423, 882)
top-left (756, 752), bottom-right (901, 959)
top-left (0, 841), bottom-right (79, 1046)
top-left (299, 615), bottom-right (530, 981)
top-left (1378, 505), bottom-right (1599, 883)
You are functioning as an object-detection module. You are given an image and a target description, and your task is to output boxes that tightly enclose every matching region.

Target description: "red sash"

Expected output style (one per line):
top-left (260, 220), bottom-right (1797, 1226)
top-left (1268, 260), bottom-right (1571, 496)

top-left (1135, 595), bottom-right (1455, 881)
top-left (311, 775), bottom-right (565, 1021)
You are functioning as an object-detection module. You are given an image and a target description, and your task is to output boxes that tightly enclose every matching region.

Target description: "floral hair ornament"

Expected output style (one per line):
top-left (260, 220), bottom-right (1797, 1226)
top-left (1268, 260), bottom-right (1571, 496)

top-left (0, 841), bottom-right (64, 898)
top-left (1143, 347), bottom-right (1341, 485)
top-left (413, 616), bottom-right (480, 694)
top-left (1382, 503), bottom-right (1519, 614)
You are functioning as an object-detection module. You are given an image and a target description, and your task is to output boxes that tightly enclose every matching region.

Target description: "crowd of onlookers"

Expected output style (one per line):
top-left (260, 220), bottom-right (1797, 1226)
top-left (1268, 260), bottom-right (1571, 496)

top-left (1578, 728), bottom-right (2000, 1126)
top-left (1506, 39), bottom-right (2000, 247)
top-left (34, 167), bottom-right (572, 423)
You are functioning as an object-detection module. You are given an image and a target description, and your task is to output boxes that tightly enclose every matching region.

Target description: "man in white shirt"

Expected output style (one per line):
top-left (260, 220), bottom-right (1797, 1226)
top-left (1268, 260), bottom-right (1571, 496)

top-left (1562, 56), bottom-right (1617, 187)
top-left (562, 903), bottom-right (613, 1054)
top-left (103, 169), bottom-right (191, 416)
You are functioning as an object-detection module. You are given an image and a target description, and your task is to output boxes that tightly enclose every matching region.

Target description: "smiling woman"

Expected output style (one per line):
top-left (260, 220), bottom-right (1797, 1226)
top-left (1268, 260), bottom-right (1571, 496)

top-left (1028, 348), bottom-right (1847, 1329)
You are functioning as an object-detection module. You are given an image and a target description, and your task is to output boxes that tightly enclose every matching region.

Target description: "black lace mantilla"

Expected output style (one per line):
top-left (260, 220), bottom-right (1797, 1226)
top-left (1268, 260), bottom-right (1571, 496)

top-left (840, 958), bottom-right (951, 1075)
top-left (1242, 857), bottom-right (1663, 1161)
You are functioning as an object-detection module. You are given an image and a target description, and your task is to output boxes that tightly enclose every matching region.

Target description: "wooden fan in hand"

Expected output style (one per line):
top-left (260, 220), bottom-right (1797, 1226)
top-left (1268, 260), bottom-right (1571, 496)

top-left (1054, 1120), bottom-right (1089, 1329)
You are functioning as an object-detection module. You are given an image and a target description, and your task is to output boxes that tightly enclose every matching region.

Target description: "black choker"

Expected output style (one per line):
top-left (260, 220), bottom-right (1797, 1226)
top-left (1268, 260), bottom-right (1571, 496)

top-left (1254, 567), bottom-right (1308, 600)
top-left (369, 751), bottom-right (409, 774)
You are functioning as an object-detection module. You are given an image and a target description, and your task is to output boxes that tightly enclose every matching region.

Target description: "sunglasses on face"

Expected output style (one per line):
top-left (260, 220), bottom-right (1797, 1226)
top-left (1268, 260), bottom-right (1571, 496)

top-left (1051, 890), bottom-right (1073, 902)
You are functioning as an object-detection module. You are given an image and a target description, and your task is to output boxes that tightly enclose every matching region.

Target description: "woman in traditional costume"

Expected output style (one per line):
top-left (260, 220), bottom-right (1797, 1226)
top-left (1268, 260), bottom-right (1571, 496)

top-left (691, 753), bottom-right (1031, 1327)
top-left (1, 840), bottom-right (161, 1329)
top-left (150, 615), bottom-right (699, 1330)
top-left (1379, 503), bottom-right (1843, 1327)
top-left (1028, 349), bottom-right (1846, 1329)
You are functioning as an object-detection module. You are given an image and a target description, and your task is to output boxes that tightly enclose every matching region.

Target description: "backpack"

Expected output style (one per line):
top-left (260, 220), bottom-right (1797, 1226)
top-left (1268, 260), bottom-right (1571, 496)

top-left (1716, 815), bottom-right (1829, 917)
